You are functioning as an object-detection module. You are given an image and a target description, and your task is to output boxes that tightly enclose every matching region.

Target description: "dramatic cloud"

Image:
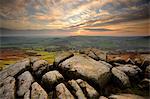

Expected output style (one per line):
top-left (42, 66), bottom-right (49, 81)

top-left (0, 0), bottom-right (149, 36)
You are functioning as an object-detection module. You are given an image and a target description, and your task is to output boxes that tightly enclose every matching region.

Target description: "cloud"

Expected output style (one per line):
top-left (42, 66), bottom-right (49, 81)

top-left (0, 0), bottom-right (149, 36)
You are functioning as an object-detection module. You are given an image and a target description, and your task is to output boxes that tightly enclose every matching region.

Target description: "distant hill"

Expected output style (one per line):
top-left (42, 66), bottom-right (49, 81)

top-left (1, 36), bottom-right (150, 51)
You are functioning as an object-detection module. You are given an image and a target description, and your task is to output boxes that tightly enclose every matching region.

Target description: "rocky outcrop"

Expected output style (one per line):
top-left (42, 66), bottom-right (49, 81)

top-left (0, 51), bottom-right (149, 99)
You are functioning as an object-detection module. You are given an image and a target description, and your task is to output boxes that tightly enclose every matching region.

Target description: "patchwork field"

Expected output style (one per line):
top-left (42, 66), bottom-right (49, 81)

top-left (0, 49), bottom-right (56, 70)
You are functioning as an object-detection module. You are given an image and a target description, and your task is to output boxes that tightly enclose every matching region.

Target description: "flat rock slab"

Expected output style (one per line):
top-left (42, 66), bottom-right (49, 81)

top-left (0, 76), bottom-right (16, 99)
top-left (17, 71), bottom-right (34, 96)
top-left (31, 82), bottom-right (48, 99)
top-left (0, 58), bottom-right (30, 82)
top-left (59, 55), bottom-right (111, 87)
top-left (56, 83), bottom-right (74, 99)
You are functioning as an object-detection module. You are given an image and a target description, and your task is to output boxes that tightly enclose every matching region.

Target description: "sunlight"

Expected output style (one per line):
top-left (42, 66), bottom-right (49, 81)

top-left (76, 29), bottom-right (83, 35)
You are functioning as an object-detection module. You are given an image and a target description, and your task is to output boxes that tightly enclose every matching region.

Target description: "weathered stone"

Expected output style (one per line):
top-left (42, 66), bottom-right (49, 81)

top-left (31, 82), bottom-right (48, 99)
top-left (17, 71), bottom-right (34, 96)
top-left (87, 51), bottom-right (99, 61)
top-left (76, 79), bottom-right (99, 99)
top-left (115, 64), bottom-right (142, 81)
top-left (32, 60), bottom-right (48, 76)
top-left (68, 80), bottom-right (86, 99)
top-left (99, 96), bottom-right (108, 99)
top-left (42, 70), bottom-right (64, 89)
top-left (112, 67), bottom-right (130, 88)
top-left (139, 78), bottom-right (150, 89)
top-left (0, 58), bottom-right (30, 82)
top-left (24, 90), bottom-right (30, 99)
top-left (54, 51), bottom-right (74, 66)
top-left (0, 76), bottom-right (16, 99)
top-left (145, 65), bottom-right (150, 78)
top-left (59, 55), bottom-right (111, 87)
top-left (109, 94), bottom-right (145, 99)
top-left (56, 83), bottom-right (74, 99)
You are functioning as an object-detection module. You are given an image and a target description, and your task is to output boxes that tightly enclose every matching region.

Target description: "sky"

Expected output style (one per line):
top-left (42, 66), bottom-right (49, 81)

top-left (0, 0), bottom-right (149, 36)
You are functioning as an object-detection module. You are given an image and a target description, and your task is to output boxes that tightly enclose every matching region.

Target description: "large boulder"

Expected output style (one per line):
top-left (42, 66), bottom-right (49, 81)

top-left (32, 60), bottom-right (48, 77)
top-left (0, 76), bottom-right (16, 99)
top-left (112, 67), bottom-right (130, 88)
top-left (31, 82), bottom-right (48, 99)
top-left (109, 94), bottom-right (145, 99)
top-left (42, 70), bottom-right (64, 89)
top-left (115, 64), bottom-right (142, 81)
top-left (58, 55), bottom-right (111, 87)
top-left (76, 79), bottom-right (99, 99)
top-left (54, 52), bottom-right (74, 66)
top-left (0, 58), bottom-right (30, 82)
top-left (17, 71), bottom-right (34, 96)
top-left (145, 65), bottom-right (150, 79)
top-left (68, 80), bottom-right (86, 99)
top-left (56, 83), bottom-right (74, 99)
